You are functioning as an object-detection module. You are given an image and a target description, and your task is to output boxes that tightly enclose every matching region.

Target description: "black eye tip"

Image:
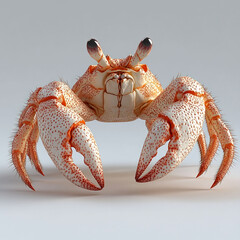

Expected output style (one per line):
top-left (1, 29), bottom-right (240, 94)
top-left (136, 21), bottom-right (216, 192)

top-left (87, 39), bottom-right (99, 49)
top-left (142, 37), bottom-right (152, 47)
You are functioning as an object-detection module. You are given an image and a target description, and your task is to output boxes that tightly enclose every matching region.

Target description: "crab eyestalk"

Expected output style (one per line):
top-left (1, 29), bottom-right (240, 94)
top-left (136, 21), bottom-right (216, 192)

top-left (87, 39), bottom-right (109, 68)
top-left (129, 37), bottom-right (153, 67)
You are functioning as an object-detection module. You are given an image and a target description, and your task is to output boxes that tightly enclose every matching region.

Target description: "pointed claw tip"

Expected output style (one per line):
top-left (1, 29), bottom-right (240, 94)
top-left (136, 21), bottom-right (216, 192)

top-left (92, 185), bottom-right (103, 191)
top-left (90, 170), bottom-right (104, 189)
top-left (135, 177), bottom-right (140, 182)
top-left (196, 167), bottom-right (206, 178)
top-left (84, 178), bottom-right (104, 191)
top-left (135, 165), bottom-right (147, 180)
top-left (135, 172), bottom-right (141, 181)
top-left (37, 168), bottom-right (44, 176)
top-left (98, 181), bottom-right (104, 189)
top-left (210, 184), bottom-right (215, 189)
top-left (27, 182), bottom-right (35, 191)
top-left (135, 169), bottom-right (146, 182)
top-left (196, 172), bottom-right (203, 178)
top-left (210, 180), bottom-right (218, 189)
top-left (136, 175), bottom-right (151, 183)
top-left (136, 169), bottom-right (157, 183)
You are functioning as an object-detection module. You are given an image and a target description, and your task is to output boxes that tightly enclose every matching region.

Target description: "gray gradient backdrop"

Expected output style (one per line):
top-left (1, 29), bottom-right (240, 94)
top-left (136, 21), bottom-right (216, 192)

top-left (0, 0), bottom-right (240, 240)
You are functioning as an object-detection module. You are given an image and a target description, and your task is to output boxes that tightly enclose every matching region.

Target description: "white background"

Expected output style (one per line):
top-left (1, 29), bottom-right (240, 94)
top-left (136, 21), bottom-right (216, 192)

top-left (0, 0), bottom-right (239, 239)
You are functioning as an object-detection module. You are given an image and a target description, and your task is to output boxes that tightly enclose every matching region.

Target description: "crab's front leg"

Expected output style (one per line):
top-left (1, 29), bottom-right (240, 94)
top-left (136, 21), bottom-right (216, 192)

top-left (12, 81), bottom-right (104, 191)
top-left (136, 78), bottom-right (205, 182)
top-left (136, 77), bottom-right (234, 188)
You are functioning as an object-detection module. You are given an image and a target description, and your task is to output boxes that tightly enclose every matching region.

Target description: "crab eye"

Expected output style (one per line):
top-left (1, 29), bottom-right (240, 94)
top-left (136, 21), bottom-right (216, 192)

top-left (87, 39), bottom-right (99, 51)
top-left (87, 39), bottom-right (102, 60)
top-left (141, 37), bottom-right (152, 49)
top-left (129, 37), bottom-right (153, 67)
top-left (87, 39), bottom-right (109, 68)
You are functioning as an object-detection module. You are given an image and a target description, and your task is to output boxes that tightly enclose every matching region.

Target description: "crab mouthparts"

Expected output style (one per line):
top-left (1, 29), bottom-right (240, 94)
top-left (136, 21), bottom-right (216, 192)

top-left (105, 72), bottom-right (134, 96)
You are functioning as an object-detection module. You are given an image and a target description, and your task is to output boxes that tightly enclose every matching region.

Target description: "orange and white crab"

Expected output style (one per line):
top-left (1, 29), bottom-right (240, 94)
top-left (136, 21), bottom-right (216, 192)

top-left (12, 38), bottom-right (234, 191)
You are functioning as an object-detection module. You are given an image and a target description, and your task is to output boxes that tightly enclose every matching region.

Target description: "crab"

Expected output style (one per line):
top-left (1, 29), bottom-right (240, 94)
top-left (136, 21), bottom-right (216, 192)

top-left (11, 38), bottom-right (234, 191)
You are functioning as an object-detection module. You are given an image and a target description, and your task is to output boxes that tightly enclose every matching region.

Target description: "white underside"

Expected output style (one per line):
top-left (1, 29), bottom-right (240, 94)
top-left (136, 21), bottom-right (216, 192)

top-left (98, 92), bottom-right (138, 122)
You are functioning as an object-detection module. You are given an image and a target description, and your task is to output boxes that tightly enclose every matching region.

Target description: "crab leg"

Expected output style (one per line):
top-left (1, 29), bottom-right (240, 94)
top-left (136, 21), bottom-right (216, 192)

top-left (12, 103), bottom-right (38, 190)
top-left (196, 116), bottom-right (219, 178)
top-left (203, 94), bottom-right (234, 188)
top-left (27, 120), bottom-right (44, 175)
top-left (197, 130), bottom-right (207, 163)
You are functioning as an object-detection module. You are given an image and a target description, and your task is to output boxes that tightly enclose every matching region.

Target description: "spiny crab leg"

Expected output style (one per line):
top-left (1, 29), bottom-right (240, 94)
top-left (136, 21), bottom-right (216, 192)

top-left (197, 130), bottom-right (207, 165)
top-left (196, 116), bottom-right (219, 178)
top-left (202, 93), bottom-right (234, 188)
top-left (27, 120), bottom-right (44, 176)
top-left (12, 102), bottom-right (38, 190)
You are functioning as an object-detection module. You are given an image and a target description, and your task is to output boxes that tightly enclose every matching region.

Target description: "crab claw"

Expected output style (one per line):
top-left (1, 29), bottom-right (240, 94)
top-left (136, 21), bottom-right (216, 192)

top-left (70, 123), bottom-right (104, 189)
top-left (136, 93), bottom-right (205, 183)
top-left (135, 117), bottom-right (171, 182)
top-left (38, 100), bottom-right (104, 191)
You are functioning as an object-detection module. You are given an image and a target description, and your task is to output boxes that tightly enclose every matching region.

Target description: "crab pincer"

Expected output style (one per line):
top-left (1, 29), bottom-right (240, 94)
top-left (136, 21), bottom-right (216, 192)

top-left (136, 83), bottom-right (206, 183)
top-left (36, 83), bottom-right (104, 191)
top-left (12, 81), bottom-right (104, 191)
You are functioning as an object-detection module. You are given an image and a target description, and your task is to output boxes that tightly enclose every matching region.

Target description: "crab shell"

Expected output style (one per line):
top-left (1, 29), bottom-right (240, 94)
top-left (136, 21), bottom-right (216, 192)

top-left (72, 38), bottom-right (163, 122)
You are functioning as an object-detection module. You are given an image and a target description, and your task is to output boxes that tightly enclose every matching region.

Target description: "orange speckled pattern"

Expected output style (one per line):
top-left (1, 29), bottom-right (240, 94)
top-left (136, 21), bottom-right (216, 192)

top-left (136, 70), bottom-right (162, 100)
top-left (136, 81), bottom-right (206, 182)
top-left (78, 84), bottom-right (102, 100)
top-left (11, 38), bottom-right (235, 191)
top-left (137, 77), bottom-right (234, 187)
top-left (12, 81), bottom-right (103, 191)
